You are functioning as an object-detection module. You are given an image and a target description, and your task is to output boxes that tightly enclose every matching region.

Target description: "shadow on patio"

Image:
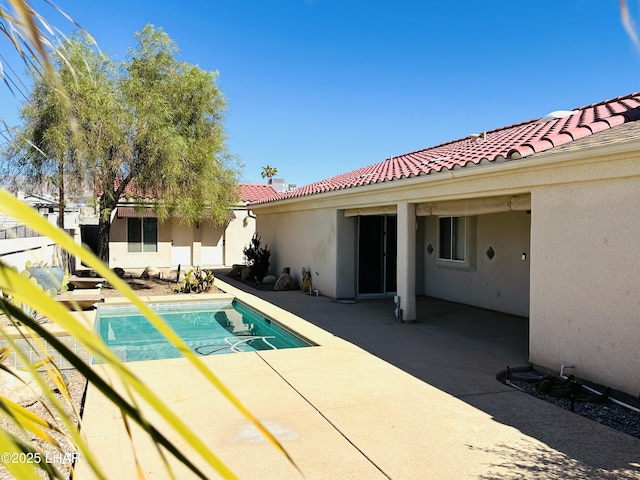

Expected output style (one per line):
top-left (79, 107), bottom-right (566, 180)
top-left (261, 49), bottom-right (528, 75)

top-left (217, 272), bottom-right (640, 479)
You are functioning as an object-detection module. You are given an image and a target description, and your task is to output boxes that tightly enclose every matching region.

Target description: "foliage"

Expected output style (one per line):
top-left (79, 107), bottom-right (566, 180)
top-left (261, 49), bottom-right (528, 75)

top-left (0, 188), bottom-right (300, 479)
top-left (0, 3), bottom-right (289, 479)
top-left (174, 266), bottom-right (215, 294)
top-left (261, 164), bottom-right (278, 180)
top-left (6, 24), bottom-right (241, 262)
top-left (2, 262), bottom-right (70, 319)
top-left (23, 261), bottom-right (70, 296)
top-left (243, 233), bottom-right (271, 282)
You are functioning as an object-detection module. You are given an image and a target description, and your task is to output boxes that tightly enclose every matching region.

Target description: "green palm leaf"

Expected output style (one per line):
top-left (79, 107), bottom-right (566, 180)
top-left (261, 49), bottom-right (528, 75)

top-left (0, 188), bottom-right (301, 478)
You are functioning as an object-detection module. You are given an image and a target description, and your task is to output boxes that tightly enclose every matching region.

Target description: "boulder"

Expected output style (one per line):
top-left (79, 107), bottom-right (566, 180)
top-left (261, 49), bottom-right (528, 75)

top-left (262, 274), bottom-right (277, 285)
top-left (274, 273), bottom-right (297, 291)
top-left (240, 267), bottom-right (251, 281)
top-left (142, 266), bottom-right (161, 279)
top-left (226, 264), bottom-right (246, 279)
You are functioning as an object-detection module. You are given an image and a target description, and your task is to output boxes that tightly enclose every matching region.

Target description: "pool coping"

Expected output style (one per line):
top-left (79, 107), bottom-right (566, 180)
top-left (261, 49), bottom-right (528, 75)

top-left (99, 288), bottom-right (357, 353)
top-left (77, 282), bottom-right (382, 479)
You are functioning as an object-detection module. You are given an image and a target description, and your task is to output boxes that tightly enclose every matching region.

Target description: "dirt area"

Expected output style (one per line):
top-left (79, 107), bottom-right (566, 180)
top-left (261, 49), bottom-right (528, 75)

top-left (0, 370), bottom-right (86, 480)
top-left (99, 274), bottom-right (224, 297)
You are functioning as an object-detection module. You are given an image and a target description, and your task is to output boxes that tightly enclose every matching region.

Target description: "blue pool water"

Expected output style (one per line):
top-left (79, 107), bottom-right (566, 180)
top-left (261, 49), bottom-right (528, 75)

top-left (94, 300), bottom-right (314, 363)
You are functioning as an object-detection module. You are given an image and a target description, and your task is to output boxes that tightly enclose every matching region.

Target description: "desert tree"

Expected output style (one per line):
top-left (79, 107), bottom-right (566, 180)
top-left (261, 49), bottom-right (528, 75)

top-left (8, 24), bottom-right (240, 262)
top-left (0, 6), bottom-right (293, 479)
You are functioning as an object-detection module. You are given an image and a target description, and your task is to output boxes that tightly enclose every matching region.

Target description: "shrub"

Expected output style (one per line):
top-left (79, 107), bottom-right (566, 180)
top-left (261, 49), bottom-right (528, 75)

top-left (243, 233), bottom-right (271, 282)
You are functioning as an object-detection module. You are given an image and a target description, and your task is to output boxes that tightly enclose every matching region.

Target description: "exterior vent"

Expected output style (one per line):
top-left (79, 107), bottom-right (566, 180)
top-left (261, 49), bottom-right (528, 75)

top-left (536, 110), bottom-right (576, 123)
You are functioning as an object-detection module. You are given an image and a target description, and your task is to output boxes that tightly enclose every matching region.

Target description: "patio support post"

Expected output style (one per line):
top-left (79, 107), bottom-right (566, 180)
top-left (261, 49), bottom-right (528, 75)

top-left (397, 202), bottom-right (416, 322)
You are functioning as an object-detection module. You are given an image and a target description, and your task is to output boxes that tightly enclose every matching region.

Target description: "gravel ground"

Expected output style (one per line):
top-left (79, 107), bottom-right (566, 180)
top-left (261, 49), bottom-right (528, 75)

top-left (98, 274), bottom-right (225, 297)
top-left (0, 370), bottom-right (87, 480)
top-left (100, 275), bottom-right (181, 297)
top-left (501, 369), bottom-right (640, 440)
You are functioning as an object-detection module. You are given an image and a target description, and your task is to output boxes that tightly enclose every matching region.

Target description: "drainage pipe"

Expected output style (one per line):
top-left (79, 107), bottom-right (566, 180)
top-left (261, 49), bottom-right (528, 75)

top-left (559, 364), bottom-right (640, 413)
top-left (504, 367), bottom-right (525, 392)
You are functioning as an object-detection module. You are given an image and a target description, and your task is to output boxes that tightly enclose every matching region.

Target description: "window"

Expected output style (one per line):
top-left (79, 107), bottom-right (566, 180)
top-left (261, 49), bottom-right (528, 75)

top-left (439, 216), bottom-right (466, 261)
top-left (127, 217), bottom-right (157, 253)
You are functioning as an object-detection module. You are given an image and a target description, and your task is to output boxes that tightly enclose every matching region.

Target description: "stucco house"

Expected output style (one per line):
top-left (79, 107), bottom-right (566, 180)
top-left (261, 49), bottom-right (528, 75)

top-left (107, 183), bottom-right (277, 271)
top-left (249, 92), bottom-right (640, 396)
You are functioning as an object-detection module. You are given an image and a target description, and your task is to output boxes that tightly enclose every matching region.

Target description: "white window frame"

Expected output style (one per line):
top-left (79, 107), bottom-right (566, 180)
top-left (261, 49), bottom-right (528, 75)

top-left (436, 216), bottom-right (476, 271)
top-left (438, 216), bottom-right (466, 262)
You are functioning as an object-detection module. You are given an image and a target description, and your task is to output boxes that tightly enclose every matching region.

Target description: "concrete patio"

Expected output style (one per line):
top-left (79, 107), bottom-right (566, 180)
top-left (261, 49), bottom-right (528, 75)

top-left (76, 276), bottom-right (640, 479)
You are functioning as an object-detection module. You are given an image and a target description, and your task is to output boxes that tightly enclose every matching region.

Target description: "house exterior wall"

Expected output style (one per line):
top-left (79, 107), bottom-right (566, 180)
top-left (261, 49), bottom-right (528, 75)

top-left (109, 216), bottom-right (172, 269)
top-left (257, 208), bottom-right (343, 298)
top-left (530, 176), bottom-right (640, 395)
top-left (109, 210), bottom-right (256, 270)
top-left (252, 147), bottom-right (640, 395)
top-left (423, 211), bottom-right (531, 317)
top-left (170, 221), bottom-right (193, 267)
top-left (224, 210), bottom-right (255, 266)
top-left (200, 221), bottom-right (225, 266)
top-left (335, 212), bottom-right (357, 298)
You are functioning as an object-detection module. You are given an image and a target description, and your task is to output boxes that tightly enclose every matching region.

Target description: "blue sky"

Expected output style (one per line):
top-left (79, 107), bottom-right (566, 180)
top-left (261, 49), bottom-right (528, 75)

top-left (2, 1), bottom-right (640, 187)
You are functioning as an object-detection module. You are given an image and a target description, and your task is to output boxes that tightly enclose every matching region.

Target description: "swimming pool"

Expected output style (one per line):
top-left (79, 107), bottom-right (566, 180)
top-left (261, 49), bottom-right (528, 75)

top-left (94, 299), bottom-right (314, 363)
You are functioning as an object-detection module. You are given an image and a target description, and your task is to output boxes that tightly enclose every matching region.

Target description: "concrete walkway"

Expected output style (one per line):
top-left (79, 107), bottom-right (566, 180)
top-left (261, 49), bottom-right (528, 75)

top-left (77, 276), bottom-right (640, 480)
top-left (217, 276), bottom-right (640, 479)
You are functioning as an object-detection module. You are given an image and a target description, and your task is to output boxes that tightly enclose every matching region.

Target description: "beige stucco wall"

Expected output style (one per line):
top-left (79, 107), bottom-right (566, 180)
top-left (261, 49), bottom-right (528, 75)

top-left (335, 212), bottom-right (357, 298)
top-left (424, 211), bottom-right (531, 317)
top-left (109, 217), bottom-right (172, 269)
top-left (224, 209), bottom-right (255, 266)
top-left (252, 145), bottom-right (640, 395)
top-left (109, 209), bottom-right (256, 270)
top-left (530, 176), bottom-right (640, 395)
top-left (257, 208), bottom-right (344, 298)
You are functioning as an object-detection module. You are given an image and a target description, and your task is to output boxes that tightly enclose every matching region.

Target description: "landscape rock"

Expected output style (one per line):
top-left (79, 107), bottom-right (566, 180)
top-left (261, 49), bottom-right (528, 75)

top-left (226, 264), bottom-right (246, 279)
top-left (142, 266), bottom-right (161, 278)
top-left (274, 273), bottom-right (297, 291)
top-left (240, 267), bottom-right (251, 281)
top-left (262, 274), bottom-right (277, 285)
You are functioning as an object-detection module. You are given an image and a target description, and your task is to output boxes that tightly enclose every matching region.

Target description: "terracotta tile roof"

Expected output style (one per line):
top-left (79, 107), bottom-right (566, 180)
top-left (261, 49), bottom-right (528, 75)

top-left (253, 92), bottom-right (640, 204)
top-left (114, 182), bottom-right (278, 204)
top-left (239, 183), bottom-right (279, 203)
top-left (532, 118), bottom-right (640, 158)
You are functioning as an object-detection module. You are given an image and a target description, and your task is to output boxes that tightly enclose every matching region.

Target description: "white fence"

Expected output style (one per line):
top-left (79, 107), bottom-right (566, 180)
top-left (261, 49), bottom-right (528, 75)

top-left (0, 232), bottom-right (79, 272)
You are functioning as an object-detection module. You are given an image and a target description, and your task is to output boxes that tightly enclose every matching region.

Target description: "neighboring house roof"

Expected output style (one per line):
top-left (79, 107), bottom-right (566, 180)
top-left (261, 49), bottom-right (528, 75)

top-left (253, 92), bottom-right (640, 205)
top-left (239, 183), bottom-right (279, 203)
top-left (23, 194), bottom-right (57, 206)
top-left (114, 182), bottom-right (277, 207)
